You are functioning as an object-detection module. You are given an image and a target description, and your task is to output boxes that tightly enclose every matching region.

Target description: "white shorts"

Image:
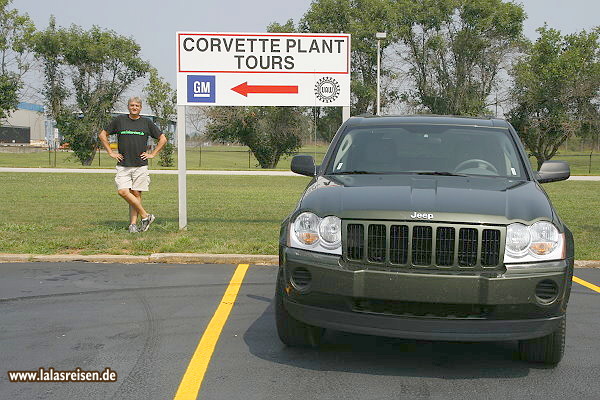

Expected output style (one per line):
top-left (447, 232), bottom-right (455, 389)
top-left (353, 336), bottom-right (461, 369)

top-left (115, 165), bottom-right (150, 191)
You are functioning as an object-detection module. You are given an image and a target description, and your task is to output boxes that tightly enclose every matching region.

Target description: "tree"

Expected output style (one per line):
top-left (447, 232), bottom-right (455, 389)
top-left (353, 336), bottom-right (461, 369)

top-left (34, 24), bottom-right (149, 165)
top-left (0, 0), bottom-right (35, 121)
top-left (508, 26), bottom-right (600, 169)
top-left (0, 71), bottom-right (21, 121)
top-left (312, 106), bottom-right (342, 142)
top-left (32, 16), bottom-right (68, 124)
top-left (298, 0), bottom-right (399, 115)
top-left (270, 1), bottom-right (399, 141)
top-left (267, 19), bottom-right (295, 34)
top-left (393, 0), bottom-right (526, 116)
top-left (144, 68), bottom-right (176, 167)
top-left (204, 106), bottom-right (307, 168)
top-left (186, 107), bottom-right (206, 138)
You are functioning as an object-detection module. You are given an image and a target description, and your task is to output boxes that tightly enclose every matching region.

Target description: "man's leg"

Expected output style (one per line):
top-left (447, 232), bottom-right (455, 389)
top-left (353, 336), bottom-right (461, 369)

top-left (118, 188), bottom-right (148, 220)
top-left (129, 190), bottom-right (142, 225)
top-left (131, 166), bottom-right (155, 232)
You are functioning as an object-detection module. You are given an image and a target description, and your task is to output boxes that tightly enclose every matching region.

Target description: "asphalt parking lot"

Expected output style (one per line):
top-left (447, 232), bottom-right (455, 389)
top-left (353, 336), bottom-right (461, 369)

top-left (0, 262), bottom-right (598, 400)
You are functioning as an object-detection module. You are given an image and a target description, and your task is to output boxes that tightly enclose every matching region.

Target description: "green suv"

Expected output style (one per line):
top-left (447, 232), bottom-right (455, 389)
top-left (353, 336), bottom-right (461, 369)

top-left (276, 115), bottom-right (574, 365)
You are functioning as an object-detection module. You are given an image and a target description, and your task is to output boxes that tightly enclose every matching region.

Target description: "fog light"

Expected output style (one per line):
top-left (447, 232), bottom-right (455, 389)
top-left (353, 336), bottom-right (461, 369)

top-left (535, 280), bottom-right (559, 304)
top-left (291, 267), bottom-right (312, 289)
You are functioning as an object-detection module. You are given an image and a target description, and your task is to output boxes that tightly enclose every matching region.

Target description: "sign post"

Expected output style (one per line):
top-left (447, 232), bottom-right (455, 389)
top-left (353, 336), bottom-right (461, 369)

top-left (175, 32), bottom-right (351, 229)
top-left (176, 105), bottom-right (187, 230)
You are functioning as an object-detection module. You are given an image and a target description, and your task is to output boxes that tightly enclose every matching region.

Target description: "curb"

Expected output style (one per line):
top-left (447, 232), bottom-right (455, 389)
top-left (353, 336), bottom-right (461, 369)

top-left (573, 260), bottom-right (600, 268)
top-left (0, 254), bottom-right (598, 268)
top-left (148, 253), bottom-right (278, 265)
top-left (0, 253), bottom-right (279, 265)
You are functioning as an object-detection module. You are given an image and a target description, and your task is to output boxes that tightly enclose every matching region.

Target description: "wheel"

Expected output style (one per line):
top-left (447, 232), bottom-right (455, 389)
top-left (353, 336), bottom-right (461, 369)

top-left (518, 316), bottom-right (566, 365)
top-left (454, 158), bottom-right (499, 174)
top-left (275, 270), bottom-right (324, 347)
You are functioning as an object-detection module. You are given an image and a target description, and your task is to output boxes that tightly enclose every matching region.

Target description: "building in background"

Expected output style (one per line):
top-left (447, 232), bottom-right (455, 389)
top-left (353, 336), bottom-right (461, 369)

top-left (0, 104), bottom-right (175, 149)
top-left (0, 103), bottom-right (46, 146)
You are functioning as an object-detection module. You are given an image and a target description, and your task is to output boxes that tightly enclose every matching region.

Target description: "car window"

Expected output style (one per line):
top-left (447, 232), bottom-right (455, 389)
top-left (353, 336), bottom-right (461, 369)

top-left (326, 124), bottom-right (525, 178)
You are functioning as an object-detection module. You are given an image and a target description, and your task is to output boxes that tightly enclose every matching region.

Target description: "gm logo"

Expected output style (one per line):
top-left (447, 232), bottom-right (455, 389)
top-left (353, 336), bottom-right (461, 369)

top-left (187, 75), bottom-right (215, 103)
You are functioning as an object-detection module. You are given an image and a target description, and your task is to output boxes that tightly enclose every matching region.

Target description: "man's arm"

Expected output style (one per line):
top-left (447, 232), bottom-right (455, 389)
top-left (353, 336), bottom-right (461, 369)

top-left (140, 133), bottom-right (167, 160)
top-left (98, 129), bottom-right (123, 161)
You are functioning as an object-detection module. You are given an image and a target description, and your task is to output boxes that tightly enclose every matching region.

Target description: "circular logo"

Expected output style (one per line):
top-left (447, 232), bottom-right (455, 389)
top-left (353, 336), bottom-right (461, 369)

top-left (314, 77), bottom-right (340, 103)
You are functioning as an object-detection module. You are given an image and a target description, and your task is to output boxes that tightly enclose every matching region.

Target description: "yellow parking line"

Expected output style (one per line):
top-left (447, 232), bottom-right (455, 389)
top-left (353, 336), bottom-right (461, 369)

top-left (573, 276), bottom-right (600, 293)
top-left (174, 264), bottom-right (250, 400)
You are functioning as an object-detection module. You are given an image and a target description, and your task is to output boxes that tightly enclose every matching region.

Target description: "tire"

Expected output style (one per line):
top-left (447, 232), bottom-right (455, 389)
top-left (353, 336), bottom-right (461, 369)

top-left (275, 270), bottom-right (324, 347)
top-left (518, 316), bottom-right (566, 365)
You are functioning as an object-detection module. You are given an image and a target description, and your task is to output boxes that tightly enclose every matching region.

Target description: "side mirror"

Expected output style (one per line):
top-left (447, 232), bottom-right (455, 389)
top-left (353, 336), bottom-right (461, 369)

top-left (291, 155), bottom-right (316, 177)
top-left (537, 160), bottom-right (570, 183)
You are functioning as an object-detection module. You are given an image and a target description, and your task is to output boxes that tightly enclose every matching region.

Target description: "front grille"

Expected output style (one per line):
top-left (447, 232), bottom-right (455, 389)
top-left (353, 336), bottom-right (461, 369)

top-left (345, 221), bottom-right (503, 270)
top-left (436, 227), bottom-right (455, 266)
top-left (390, 225), bottom-right (409, 264)
top-left (352, 298), bottom-right (491, 319)
top-left (368, 224), bottom-right (386, 262)
top-left (412, 226), bottom-right (432, 265)
top-left (458, 228), bottom-right (478, 267)
top-left (347, 224), bottom-right (364, 260)
top-left (481, 229), bottom-right (501, 267)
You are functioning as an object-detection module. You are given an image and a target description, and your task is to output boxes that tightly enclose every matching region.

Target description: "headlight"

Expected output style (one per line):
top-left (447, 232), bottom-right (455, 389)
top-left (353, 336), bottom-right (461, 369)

top-left (293, 212), bottom-right (320, 246)
top-left (319, 216), bottom-right (342, 249)
top-left (504, 221), bottom-right (564, 263)
top-left (505, 223), bottom-right (531, 257)
top-left (289, 212), bottom-right (342, 254)
top-left (529, 221), bottom-right (560, 255)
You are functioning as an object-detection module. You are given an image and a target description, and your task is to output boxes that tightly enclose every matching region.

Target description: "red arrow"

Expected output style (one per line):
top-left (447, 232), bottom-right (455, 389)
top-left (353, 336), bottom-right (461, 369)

top-left (231, 82), bottom-right (298, 97)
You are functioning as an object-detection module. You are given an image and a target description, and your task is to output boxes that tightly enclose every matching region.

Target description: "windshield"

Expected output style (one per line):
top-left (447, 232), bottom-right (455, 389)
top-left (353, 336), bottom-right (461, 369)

top-left (326, 124), bottom-right (526, 178)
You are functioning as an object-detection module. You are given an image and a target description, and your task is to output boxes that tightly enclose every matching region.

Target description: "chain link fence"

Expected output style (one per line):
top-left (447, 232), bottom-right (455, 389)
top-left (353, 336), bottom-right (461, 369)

top-left (532, 154), bottom-right (600, 175)
top-left (21, 147), bottom-right (600, 175)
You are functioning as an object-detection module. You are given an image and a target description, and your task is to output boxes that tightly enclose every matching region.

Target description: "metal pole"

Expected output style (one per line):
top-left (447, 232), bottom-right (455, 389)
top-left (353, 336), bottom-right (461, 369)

top-left (342, 106), bottom-right (350, 122)
top-left (375, 32), bottom-right (386, 115)
top-left (376, 38), bottom-right (381, 116)
top-left (177, 105), bottom-right (187, 230)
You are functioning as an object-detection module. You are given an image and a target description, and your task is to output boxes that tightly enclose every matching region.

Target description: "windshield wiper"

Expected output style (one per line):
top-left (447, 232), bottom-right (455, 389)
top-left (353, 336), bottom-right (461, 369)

top-left (330, 170), bottom-right (377, 175)
top-left (415, 171), bottom-right (468, 177)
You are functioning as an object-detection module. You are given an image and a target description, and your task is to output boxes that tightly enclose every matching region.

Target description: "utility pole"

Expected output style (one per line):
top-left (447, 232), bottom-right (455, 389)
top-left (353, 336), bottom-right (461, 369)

top-left (375, 32), bottom-right (387, 115)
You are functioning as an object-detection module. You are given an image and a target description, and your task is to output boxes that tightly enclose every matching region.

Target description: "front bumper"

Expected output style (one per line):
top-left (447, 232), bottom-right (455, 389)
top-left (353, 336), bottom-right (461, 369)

top-left (280, 246), bottom-right (573, 341)
top-left (284, 299), bottom-right (564, 341)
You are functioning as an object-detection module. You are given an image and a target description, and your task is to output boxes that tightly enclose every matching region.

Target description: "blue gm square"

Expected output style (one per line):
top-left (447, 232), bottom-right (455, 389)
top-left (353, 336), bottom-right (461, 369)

top-left (187, 75), bottom-right (216, 103)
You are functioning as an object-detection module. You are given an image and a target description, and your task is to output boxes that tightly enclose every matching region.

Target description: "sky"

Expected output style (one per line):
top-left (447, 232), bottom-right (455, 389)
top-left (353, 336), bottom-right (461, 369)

top-left (13, 0), bottom-right (600, 107)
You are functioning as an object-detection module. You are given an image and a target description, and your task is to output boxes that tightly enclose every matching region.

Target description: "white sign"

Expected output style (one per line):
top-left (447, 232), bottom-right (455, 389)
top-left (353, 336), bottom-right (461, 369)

top-left (176, 32), bottom-right (351, 107)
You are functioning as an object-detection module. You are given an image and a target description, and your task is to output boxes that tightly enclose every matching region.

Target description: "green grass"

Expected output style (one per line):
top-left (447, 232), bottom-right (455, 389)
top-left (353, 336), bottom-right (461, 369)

top-left (0, 144), bottom-right (329, 170)
top-left (543, 181), bottom-right (600, 260)
top-left (0, 173), bottom-right (310, 256)
top-left (0, 173), bottom-right (597, 259)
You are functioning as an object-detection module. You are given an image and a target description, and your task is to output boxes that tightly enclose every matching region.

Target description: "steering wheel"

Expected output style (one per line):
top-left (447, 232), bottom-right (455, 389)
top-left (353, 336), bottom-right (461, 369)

top-left (454, 159), bottom-right (499, 175)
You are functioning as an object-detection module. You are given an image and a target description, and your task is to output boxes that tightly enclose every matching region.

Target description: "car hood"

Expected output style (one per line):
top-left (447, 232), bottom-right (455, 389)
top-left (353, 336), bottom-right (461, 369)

top-left (297, 174), bottom-right (557, 225)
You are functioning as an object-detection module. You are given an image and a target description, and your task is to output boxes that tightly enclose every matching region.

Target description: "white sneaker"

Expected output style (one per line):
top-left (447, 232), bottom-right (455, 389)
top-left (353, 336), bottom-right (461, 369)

top-left (139, 214), bottom-right (155, 232)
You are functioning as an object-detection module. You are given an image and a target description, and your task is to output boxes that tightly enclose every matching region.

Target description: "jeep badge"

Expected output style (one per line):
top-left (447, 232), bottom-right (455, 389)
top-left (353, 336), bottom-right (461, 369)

top-left (410, 212), bottom-right (434, 220)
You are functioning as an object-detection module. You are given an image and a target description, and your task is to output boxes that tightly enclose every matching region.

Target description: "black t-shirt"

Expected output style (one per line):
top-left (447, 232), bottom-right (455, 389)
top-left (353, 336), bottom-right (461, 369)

top-left (106, 114), bottom-right (163, 167)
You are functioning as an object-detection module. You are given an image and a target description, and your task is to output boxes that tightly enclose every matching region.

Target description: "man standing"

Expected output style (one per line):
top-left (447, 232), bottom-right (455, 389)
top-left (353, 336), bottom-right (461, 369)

top-left (99, 97), bottom-right (167, 233)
